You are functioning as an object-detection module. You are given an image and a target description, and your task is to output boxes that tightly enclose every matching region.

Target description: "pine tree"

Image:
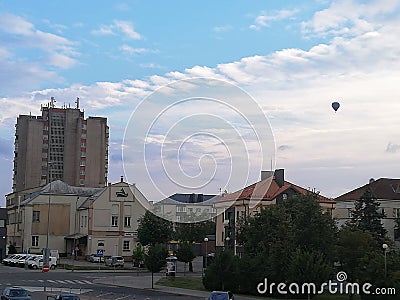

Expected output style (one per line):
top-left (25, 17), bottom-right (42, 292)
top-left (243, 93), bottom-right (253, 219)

top-left (351, 189), bottom-right (387, 240)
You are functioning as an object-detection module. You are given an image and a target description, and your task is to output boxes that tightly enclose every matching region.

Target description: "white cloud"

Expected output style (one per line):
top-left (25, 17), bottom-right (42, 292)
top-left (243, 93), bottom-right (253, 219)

top-left (250, 9), bottom-right (299, 30)
top-left (92, 20), bottom-right (142, 40)
top-left (213, 25), bottom-right (233, 32)
top-left (120, 45), bottom-right (156, 55)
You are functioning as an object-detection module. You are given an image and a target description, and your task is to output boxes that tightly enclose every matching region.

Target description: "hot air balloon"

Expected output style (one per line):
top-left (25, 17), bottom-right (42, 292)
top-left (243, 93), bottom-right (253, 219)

top-left (332, 101), bottom-right (340, 112)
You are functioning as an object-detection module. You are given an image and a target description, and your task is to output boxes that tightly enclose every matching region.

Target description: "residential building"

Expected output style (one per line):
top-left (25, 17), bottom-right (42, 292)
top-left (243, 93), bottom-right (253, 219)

top-left (5, 177), bottom-right (147, 259)
top-left (0, 208), bottom-right (7, 260)
top-left (153, 193), bottom-right (217, 223)
top-left (12, 97), bottom-right (109, 193)
top-left (214, 169), bottom-right (336, 255)
top-left (334, 178), bottom-right (400, 245)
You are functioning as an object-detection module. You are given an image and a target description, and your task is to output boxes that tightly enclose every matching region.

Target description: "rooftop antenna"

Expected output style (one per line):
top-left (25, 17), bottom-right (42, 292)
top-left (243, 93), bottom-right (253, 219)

top-left (75, 97), bottom-right (80, 109)
top-left (50, 97), bottom-right (56, 108)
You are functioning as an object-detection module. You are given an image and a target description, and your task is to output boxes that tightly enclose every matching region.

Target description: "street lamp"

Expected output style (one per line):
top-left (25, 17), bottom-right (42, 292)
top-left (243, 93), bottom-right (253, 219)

top-left (204, 237), bottom-right (209, 274)
top-left (383, 243), bottom-right (389, 279)
top-left (225, 236), bottom-right (230, 250)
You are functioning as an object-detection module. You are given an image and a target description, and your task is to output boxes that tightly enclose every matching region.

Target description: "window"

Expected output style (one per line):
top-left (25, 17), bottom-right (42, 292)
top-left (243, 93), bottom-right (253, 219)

top-left (112, 216), bottom-right (118, 227)
top-left (98, 241), bottom-right (105, 247)
top-left (394, 208), bottom-right (400, 219)
top-left (123, 241), bottom-right (130, 251)
top-left (32, 211), bottom-right (40, 222)
top-left (124, 216), bottom-right (131, 227)
top-left (282, 193), bottom-right (288, 200)
top-left (0, 219), bottom-right (5, 227)
top-left (32, 236), bottom-right (39, 247)
top-left (348, 209), bottom-right (353, 218)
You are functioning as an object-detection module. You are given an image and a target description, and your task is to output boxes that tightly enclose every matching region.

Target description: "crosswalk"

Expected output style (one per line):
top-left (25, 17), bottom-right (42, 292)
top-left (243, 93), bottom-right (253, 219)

top-left (1, 279), bottom-right (94, 285)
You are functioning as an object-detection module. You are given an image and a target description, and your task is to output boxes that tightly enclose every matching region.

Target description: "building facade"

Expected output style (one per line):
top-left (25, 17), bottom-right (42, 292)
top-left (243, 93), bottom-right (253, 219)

top-left (12, 97), bottom-right (109, 193)
top-left (5, 178), bottom-right (147, 259)
top-left (153, 193), bottom-right (217, 223)
top-left (334, 178), bottom-right (400, 246)
top-left (214, 169), bottom-right (336, 255)
top-left (0, 208), bottom-right (7, 260)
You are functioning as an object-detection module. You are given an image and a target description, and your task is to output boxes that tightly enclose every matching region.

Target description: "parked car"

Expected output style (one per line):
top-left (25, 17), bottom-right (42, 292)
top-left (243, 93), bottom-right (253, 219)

top-left (29, 256), bottom-right (57, 270)
top-left (47, 293), bottom-right (80, 300)
top-left (208, 291), bottom-right (234, 300)
top-left (23, 255), bottom-right (40, 268)
top-left (87, 254), bottom-right (104, 263)
top-left (8, 254), bottom-right (27, 267)
top-left (26, 255), bottom-right (42, 269)
top-left (2, 254), bottom-right (17, 265)
top-left (1, 287), bottom-right (31, 300)
top-left (105, 256), bottom-right (124, 267)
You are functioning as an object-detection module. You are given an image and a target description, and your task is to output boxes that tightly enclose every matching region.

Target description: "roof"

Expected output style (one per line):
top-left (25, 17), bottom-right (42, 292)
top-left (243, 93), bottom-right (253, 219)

top-left (157, 193), bottom-right (218, 205)
top-left (217, 177), bottom-right (334, 204)
top-left (20, 180), bottom-right (105, 205)
top-left (335, 178), bottom-right (400, 201)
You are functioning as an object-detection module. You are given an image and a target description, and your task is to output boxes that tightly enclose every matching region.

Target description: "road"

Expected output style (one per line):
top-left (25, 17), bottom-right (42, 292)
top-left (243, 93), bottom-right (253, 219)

top-left (0, 264), bottom-right (203, 300)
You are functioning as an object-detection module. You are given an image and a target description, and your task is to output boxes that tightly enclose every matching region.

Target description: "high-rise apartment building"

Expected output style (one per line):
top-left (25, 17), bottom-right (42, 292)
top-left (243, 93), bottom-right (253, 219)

top-left (12, 98), bottom-right (109, 192)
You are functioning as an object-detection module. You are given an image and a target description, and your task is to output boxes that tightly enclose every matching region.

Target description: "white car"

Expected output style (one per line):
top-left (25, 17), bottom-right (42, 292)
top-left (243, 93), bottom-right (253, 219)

top-left (22, 255), bottom-right (40, 268)
top-left (9, 254), bottom-right (27, 267)
top-left (2, 254), bottom-right (17, 265)
top-left (30, 256), bottom-right (57, 270)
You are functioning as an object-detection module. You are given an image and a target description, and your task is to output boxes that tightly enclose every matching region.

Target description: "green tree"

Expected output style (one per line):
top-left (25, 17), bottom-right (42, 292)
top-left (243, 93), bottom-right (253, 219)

top-left (236, 193), bottom-right (336, 294)
top-left (8, 244), bottom-right (17, 255)
top-left (351, 189), bottom-right (387, 242)
top-left (132, 244), bottom-right (145, 267)
top-left (203, 250), bottom-right (240, 291)
top-left (336, 226), bottom-right (377, 282)
top-left (174, 220), bottom-right (215, 243)
top-left (137, 210), bottom-right (173, 246)
top-left (144, 244), bottom-right (168, 288)
top-left (176, 242), bottom-right (196, 274)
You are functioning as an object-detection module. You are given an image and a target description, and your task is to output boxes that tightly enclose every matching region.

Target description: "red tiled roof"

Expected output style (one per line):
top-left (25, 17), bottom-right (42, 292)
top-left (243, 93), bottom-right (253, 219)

top-left (217, 177), bottom-right (334, 204)
top-left (335, 178), bottom-right (400, 201)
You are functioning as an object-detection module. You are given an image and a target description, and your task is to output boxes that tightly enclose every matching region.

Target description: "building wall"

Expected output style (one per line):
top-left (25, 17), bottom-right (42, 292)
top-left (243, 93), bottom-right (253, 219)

top-left (12, 105), bottom-right (108, 193)
top-left (85, 117), bottom-right (108, 187)
top-left (87, 182), bottom-right (146, 258)
top-left (0, 208), bottom-right (7, 260)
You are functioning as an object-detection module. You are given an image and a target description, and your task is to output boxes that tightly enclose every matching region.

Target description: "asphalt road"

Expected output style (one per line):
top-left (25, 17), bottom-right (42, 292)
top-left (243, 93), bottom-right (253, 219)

top-left (0, 264), bottom-right (203, 300)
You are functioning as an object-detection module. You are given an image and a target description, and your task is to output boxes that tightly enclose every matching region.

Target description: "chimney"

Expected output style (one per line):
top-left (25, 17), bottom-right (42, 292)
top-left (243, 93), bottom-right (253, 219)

top-left (274, 169), bottom-right (284, 188)
top-left (369, 178), bottom-right (375, 184)
top-left (261, 170), bottom-right (274, 181)
top-left (120, 176), bottom-right (124, 183)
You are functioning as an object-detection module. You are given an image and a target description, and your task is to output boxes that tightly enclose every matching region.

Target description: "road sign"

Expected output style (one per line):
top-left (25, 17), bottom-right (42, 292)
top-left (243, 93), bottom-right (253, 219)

top-left (97, 249), bottom-right (104, 257)
top-left (42, 265), bottom-right (50, 273)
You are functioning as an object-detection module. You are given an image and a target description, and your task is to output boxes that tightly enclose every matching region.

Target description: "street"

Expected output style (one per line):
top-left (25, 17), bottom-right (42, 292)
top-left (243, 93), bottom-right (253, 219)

top-left (0, 264), bottom-right (203, 300)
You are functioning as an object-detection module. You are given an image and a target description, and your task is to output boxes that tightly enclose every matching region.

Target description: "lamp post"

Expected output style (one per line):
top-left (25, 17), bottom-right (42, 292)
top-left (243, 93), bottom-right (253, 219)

top-left (72, 196), bottom-right (79, 272)
top-left (204, 237), bottom-right (209, 276)
top-left (383, 243), bottom-right (389, 279)
top-left (44, 161), bottom-right (53, 292)
top-left (225, 236), bottom-right (230, 251)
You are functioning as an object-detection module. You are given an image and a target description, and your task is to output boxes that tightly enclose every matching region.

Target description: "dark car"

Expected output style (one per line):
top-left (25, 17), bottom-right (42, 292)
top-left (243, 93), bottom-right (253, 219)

top-left (1, 287), bottom-right (31, 300)
top-left (208, 291), bottom-right (234, 300)
top-left (47, 293), bottom-right (80, 300)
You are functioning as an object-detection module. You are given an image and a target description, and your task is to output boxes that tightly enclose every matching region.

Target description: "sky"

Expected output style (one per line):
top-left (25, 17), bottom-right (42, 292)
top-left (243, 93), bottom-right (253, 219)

top-left (1, 0), bottom-right (400, 207)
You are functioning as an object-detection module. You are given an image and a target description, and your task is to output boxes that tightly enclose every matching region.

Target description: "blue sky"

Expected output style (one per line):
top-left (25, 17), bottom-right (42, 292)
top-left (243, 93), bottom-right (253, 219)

top-left (1, 0), bottom-right (400, 206)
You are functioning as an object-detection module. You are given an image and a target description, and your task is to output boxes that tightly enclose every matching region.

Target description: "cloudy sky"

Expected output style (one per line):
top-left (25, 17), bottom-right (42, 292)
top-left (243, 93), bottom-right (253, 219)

top-left (1, 0), bottom-right (400, 207)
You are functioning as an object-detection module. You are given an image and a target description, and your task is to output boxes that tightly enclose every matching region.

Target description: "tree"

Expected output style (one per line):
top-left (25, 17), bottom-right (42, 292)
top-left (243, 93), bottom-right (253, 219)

top-left (174, 219), bottom-right (215, 243)
top-left (132, 244), bottom-right (145, 267)
top-left (144, 244), bottom-right (168, 288)
top-left (137, 211), bottom-right (173, 246)
top-left (235, 193), bottom-right (336, 295)
top-left (176, 242), bottom-right (196, 274)
top-left (203, 250), bottom-right (240, 291)
top-left (351, 189), bottom-right (387, 242)
top-left (8, 244), bottom-right (17, 255)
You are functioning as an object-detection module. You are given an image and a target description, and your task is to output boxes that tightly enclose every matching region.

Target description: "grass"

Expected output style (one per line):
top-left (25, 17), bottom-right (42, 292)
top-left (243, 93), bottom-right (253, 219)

top-left (156, 276), bottom-right (206, 291)
top-left (156, 277), bottom-right (361, 300)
